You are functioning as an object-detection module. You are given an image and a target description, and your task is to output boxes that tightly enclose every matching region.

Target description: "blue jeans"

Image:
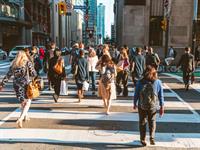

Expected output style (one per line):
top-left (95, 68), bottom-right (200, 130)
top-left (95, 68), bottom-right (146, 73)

top-left (89, 72), bottom-right (96, 91)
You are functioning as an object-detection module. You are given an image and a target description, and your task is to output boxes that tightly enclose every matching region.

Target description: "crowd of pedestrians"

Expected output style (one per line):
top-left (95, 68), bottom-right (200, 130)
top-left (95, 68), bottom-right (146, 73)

top-left (0, 41), bottom-right (198, 146)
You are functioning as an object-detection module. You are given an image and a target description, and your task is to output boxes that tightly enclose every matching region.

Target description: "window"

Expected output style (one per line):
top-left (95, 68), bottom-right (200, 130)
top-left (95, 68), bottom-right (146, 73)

top-left (124, 0), bottom-right (146, 5)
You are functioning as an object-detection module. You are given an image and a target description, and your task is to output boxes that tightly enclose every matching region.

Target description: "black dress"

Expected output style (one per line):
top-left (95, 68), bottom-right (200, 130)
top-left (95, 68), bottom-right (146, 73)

top-left (49, 56), bottom-right (66, 96)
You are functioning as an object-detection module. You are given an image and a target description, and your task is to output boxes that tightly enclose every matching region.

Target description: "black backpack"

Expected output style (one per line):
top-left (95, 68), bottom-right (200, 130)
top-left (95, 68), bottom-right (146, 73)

top-left (139, 81), bottom-right (157, 110)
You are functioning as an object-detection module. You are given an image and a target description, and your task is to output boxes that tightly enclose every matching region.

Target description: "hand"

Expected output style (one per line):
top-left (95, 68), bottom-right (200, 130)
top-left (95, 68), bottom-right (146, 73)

top-left (133, 105), bottom-right (137, 110)
top-left (159, 106), bottom-right (164, 117)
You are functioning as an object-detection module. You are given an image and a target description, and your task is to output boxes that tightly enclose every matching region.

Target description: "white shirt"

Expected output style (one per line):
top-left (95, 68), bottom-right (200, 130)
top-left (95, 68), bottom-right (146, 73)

top-left (88, 56), bottom-right (98, 72)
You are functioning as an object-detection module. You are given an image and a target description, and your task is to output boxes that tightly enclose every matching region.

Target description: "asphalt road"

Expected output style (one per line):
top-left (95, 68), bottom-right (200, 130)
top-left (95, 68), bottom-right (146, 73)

top-left (0, 59), bottom-right (200, 150)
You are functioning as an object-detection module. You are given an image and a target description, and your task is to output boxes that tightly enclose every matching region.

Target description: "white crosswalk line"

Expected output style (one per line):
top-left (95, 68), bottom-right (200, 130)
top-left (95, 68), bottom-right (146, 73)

top-left (1, 73), bottom-right (200, 148)
top-left (1, 129), bottom-right (200, 148)
top-left (8, 109), bottom-right (200, 123)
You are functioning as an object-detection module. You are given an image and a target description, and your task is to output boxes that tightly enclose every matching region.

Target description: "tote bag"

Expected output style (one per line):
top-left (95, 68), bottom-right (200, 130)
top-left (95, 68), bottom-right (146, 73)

top-left (83, 81), bottom-right (89, 91)
top-left (60, 80), bottom-right (68, 96)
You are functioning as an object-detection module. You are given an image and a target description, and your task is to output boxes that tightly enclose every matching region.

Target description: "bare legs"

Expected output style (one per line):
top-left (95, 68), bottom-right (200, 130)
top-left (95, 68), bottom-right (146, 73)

top-left (78, 89), bottom-right (84, 102)
top-left (16, 99), bottom-right (31, 128)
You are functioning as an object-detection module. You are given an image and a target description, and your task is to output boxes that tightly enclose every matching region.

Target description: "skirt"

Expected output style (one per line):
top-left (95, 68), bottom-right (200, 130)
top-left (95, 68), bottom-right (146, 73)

top-left (98, 79), bottom-right (116, 100)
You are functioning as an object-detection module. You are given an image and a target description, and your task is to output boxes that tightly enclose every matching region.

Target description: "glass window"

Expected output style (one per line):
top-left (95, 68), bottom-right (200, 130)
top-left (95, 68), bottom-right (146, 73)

top-left (0, 3), bottom-right (19, 18)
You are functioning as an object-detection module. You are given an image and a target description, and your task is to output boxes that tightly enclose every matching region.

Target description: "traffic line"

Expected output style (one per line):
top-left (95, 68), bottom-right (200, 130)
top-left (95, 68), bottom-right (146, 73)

top-left (32, 98), bottom-right (189, 108)
top-left (163, 73), bottom-right (200, 94)
top-left (8, 109), bottom-right (200, 123)
top-left (0, 129), bottom-right (200, 148)
top-left (0, 108), bottom-right (19, 126)
top-left (0, 62), bottom-right (10, 66)
top-left (163, 82), bottom-right (200, 120)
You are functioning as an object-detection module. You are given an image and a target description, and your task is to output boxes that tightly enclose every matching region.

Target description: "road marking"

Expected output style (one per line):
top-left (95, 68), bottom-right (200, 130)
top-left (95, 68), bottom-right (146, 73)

top-left (8, 109), bottom-right (199, 123)
top-left (32, 98), bottom-right (189, 108)
top-left (0, 62), bottom-right (10, 66)
top-left (164, 73), bottom-right (200, 94)
top-left (0, 129), bottom-right (200, 148)
top-left (164, 82), bottom-right (200, 120)
top-left (0, 108), bottom-right (19, 126)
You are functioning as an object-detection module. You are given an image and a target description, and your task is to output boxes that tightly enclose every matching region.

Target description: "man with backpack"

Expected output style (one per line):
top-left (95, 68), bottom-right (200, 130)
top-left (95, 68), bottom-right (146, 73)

top-left (177, 47), bottom-right (195, 90)
top-left (133, 65), bottom-right (164, 146)
top-left (145, 47), bottom-right (160, 70)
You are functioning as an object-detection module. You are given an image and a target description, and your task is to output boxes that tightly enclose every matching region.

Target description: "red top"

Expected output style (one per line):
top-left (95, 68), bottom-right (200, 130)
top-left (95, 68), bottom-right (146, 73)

top-left (39, 48), bottom-right (45, 60)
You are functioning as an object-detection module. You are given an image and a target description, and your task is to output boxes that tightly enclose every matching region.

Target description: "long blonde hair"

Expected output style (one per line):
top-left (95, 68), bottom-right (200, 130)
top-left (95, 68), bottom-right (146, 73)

top-left (11, 51), bottom-right (29, 69)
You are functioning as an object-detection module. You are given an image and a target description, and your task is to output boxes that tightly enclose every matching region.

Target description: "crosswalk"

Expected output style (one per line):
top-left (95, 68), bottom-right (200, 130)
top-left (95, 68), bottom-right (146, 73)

top-left (0, 62), bottom-right (200, 148)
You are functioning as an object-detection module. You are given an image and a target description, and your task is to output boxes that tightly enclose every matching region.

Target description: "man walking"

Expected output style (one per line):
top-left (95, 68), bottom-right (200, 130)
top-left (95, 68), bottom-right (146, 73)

top-left (145, 47), bottom-right (160, 70)
top-left (177, 47), bottom-right (195, 90)
top-left (131, 47), bottom-right (146, 86)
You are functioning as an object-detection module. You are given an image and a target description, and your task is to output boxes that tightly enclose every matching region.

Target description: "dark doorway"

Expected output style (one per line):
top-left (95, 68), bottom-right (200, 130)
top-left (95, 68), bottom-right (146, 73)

top-left (149, 16), bottom-right (163, 46)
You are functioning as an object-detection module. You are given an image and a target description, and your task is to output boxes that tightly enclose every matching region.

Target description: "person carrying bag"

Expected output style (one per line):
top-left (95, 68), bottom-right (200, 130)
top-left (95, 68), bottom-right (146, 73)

top-left (0, 51), bottom-right (37, 128)
top-left (49, 48), bottom-right (66, 102)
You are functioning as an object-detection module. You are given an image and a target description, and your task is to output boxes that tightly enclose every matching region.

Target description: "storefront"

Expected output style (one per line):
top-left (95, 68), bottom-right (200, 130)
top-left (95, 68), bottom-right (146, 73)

top-left (0, 2), bottom-right (27, 51)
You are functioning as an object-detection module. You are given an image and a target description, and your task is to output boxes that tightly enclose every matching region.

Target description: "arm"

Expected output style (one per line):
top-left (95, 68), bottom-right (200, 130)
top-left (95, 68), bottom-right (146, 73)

top-left (155, 53), bottom-right (161, 65)
top-left (86, 61), bottom-right (89, 81)
top-left (157, 80), bottom-right (164, 116)
top-left (61, 59), bottom-right (66, 78)
top-left (27, 61), bottom-right (37, 77)
top-left (133, 81), bottom-right (141, 108)
top-left (0, 67), bottom-right (13, 87)
top-left (192, 55), bottom-right (195, 72)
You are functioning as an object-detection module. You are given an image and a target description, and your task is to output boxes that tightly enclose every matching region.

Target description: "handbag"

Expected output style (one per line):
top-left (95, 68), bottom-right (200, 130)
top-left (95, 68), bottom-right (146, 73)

top-left (26, 64), bottom-right (40, 99)
top-left (83, 81), bottom-right (89, 91)
top-left (60, 80), bottom-right (68, 96)
top-left (54, 58), bottom-right (63, 74)
top-left (35, 77), bottom-right (44, 90)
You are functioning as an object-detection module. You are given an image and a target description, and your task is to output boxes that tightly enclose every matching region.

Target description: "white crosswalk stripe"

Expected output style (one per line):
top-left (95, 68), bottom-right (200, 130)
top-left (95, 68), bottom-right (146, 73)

top-left (0, 74), bottom-right (200, 148)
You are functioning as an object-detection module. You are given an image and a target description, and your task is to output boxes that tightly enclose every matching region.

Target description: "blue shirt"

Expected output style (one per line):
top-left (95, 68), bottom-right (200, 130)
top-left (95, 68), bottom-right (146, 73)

top-left (134, 79), bottom-right (164, 108)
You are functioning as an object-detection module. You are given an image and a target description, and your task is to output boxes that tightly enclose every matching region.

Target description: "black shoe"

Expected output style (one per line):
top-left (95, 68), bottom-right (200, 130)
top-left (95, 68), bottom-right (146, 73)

top-left (150, 139), bottom-right (155, 145)
top-left (53, 94), bottom-right (58, 103)
top-left (140, 140), bottom-right (147, 146)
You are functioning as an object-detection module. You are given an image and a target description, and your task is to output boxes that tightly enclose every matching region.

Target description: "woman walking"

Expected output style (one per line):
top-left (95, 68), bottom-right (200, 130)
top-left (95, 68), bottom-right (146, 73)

top-left (133, 65), bottom-right (164, 146)
top-left (88, 49), bottom-right (98, 94)
top-left (116, 49), bottom-right (130, 96)
top-left (75, 50), bottom-right (89, 102)
top-left (96, 55), bottom-right (116, 115)
top-left (30, 46), bottom-right (42, 75)
top-left (0, 51), bottom-right (37, 128)
top-left (49, 48), bottom-right (66, 103)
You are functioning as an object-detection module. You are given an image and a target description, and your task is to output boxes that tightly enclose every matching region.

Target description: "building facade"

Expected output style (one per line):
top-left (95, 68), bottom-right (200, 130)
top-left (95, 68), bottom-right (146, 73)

top-left (111, 24), bottom-right (116, 44)
top-left (0, 1), bottom-right (29, 51)
top-left (24, 0), bottom-right (51, 46)
top-left (114, 0), bottom-right (194, 58)
top-left (97, 3), bottom-right (105, 44)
